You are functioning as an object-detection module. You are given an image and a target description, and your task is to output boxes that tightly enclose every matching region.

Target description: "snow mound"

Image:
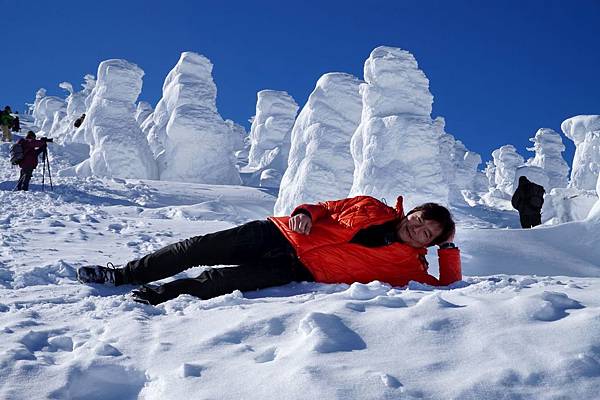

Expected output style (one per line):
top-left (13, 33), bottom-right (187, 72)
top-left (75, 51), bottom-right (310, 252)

top-left (274, 73), bottom-right (363, 215)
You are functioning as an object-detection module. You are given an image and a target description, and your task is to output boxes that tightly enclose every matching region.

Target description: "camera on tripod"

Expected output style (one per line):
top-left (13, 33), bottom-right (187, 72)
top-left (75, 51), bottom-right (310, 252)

top-left (40, 137), bottom-right (54, 143)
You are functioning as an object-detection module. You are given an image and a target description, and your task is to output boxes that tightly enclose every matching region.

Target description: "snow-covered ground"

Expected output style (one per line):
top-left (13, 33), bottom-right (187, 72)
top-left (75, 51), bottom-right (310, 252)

top-left (1, 136), bottom-right (599, 399)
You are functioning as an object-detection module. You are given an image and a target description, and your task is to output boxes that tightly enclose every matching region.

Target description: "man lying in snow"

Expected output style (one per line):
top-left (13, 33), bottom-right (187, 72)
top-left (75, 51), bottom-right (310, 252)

top-left (77, 195), bottom-right (461, 305)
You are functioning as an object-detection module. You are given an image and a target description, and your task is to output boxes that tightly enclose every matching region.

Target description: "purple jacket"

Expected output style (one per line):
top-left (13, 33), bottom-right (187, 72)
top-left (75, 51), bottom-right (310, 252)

top-left (18, 138), bottom-right (46, 170)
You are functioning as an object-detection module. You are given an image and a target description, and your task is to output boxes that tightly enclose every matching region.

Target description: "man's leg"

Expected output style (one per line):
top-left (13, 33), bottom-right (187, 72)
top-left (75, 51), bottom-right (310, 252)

top-left (122, 220), bottom-right (292, 285)
top-left (132, 256), bottom-right (314, 305)
top-left (21, 169), bottom-right (33, 191)
top-left (532, 213), bottom-right (542, 227)
top-left (519, 213), bottom-right (530, 228)
top-left (1, 125), bottom-right (9, 141)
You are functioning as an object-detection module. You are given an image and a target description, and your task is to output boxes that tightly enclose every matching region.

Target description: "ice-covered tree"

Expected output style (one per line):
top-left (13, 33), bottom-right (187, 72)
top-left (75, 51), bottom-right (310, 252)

top-left (75, 59), bottom-right (158, 179)
top-left (158, 52), bottom-right (241, 184)
top-left (349, 46), bottom-right (449, 211)
top-left (247, 90), bottom-right (299, 173)
top-left (274, 73), bottom-right (363, 215)
top-left (561, 115), bottom-right (600, 190)
top-left (526, 128), bottom-right (569, 189)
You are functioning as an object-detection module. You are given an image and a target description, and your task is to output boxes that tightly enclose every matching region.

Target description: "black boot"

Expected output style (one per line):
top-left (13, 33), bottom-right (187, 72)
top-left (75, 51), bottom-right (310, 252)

top-left (77, 263), bottom-right (126, 285)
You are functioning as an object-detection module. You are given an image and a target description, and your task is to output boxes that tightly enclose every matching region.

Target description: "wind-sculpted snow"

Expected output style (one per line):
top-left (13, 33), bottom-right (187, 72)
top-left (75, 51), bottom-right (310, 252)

top-left (349, 47), bottom-right (449, 211)
top-left (561, 115), bottom-right (600, 191)
top-left (274, 73), bottom-right (362, 215)
top-left (149, 52), bottom-right (241, 184)
top-left (527, 128), bottom-right (569, 189)
top-left (72, 59), bottom-right (158, 179)
top-left (246, 90), bottom-right (299, 187)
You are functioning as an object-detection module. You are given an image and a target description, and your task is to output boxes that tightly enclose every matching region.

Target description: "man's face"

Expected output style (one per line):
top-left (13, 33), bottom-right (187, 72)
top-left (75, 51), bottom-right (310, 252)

top-left (396, 211), bottom-right (442, 248)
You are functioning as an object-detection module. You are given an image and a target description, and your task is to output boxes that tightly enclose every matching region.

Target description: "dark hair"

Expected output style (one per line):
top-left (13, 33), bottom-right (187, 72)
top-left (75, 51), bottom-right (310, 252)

top-left (406, 203), bottom-right (455, 246)
top-left (26, 130), bottom-right (36, 139)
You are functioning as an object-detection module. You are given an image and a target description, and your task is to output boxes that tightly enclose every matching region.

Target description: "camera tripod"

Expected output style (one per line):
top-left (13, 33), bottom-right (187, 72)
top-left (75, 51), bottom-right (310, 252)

top-left (41, 147), bottom-right (53, 191)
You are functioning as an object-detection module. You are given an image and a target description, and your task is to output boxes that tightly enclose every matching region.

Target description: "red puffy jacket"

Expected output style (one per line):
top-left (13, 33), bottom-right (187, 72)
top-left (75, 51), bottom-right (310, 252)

top-left (268, 195), bottom-right (461, 287)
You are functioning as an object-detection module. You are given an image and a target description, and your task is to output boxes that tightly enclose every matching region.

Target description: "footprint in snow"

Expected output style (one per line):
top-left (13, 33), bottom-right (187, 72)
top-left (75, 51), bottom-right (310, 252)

top-left (299, 312), bottom-right (366, 353)
top-left (254, 347), bottom-right (277, 363)
top-left (180, 362), bottom-right (203, 378)
top-left (379, 373), bottom-right (403, 389)
top-left (94, 342), bottom-right (123, 357)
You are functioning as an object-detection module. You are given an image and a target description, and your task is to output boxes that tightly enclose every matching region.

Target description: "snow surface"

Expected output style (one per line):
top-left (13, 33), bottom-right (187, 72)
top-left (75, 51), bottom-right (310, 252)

top-left (274, 73), bottom-right (363, 216)
top-left (1, 128), bottom-right (600, 399)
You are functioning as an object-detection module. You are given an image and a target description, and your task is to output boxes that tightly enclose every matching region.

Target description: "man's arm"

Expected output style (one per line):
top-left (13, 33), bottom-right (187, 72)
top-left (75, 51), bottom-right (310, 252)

top-left (434, 230), bottom-right (461, 286)
top-left (291, 196), bottom-right (372, 222)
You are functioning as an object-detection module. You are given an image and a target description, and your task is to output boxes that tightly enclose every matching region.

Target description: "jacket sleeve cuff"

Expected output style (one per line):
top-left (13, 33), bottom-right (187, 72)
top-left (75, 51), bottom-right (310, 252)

top-left (291, 204), bottom-right (327, 221)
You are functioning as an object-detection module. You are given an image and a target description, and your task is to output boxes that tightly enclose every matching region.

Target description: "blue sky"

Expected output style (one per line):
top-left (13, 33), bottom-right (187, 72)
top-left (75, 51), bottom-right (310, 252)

top-left (3, 0), bottom-right (600, 164)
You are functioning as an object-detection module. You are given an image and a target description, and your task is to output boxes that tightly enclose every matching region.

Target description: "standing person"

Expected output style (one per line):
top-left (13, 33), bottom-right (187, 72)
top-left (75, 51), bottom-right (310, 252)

top-left (0, 106), bottom-right (14, 141)
top-left (12, 112), bottom-right (20, 133)
top-left (511, 176), bottom-right (545, 228)
top-left (15, 131), bottom-right (47, 191)
top-left (77, 195), bottom-right (461, 305)
top-left (73, 113), bottom-right (85, 128)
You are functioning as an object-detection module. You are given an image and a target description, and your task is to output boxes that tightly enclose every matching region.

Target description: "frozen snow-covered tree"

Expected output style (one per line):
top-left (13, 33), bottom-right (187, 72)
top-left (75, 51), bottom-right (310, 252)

top-left (561, 115), bottom-right (600, 190)
top-left (491, 145), bottom-right (525, 196)
top-left (76, 59), bottom-right (158, 179)
top-left (158, 52), bottom-right (241, 184)
top-left (135, 101), bottom-right (153, 127)
top-left (349, 46), bottom-right (449, 211)
top-left (247, 90), bottom-right (299, 174)
top-left (526, 128), bottom-right (569, 189)
top-left (274, 73), bottom-right (363, 215)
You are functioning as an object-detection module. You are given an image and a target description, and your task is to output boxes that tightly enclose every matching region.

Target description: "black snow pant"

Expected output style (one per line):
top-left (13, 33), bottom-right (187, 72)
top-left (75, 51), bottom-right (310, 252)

top-left (16, 168), bottom-right (33, 191)
top-left (519, 213), bottom-right (541, 229)
top-left (121, 220), bottom-right (314, 303)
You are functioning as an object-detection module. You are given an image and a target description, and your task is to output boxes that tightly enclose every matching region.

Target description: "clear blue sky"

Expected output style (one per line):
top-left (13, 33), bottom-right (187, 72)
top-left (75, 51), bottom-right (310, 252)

top-left (3, 0), bottom-right (600, 164)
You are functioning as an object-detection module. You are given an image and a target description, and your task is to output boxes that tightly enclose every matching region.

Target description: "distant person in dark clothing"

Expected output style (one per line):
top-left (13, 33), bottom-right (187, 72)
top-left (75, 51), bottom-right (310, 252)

top-left (16, 131), bottom-right (47, 191)
top-left (74, 113), bottom-right (86, 128)
top-left (12, 114), bottom-right (20, 133)
top-left (1, 106), bottom-right (14, 141)
top-left (511, 176), bottom-right (545, 228)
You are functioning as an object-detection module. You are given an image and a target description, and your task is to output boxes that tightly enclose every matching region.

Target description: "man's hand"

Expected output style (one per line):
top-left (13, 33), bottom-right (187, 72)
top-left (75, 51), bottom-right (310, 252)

top-left (438, 229), bottom-right (455, 247)
top-left (288, 213), bottom-right (312, 235)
